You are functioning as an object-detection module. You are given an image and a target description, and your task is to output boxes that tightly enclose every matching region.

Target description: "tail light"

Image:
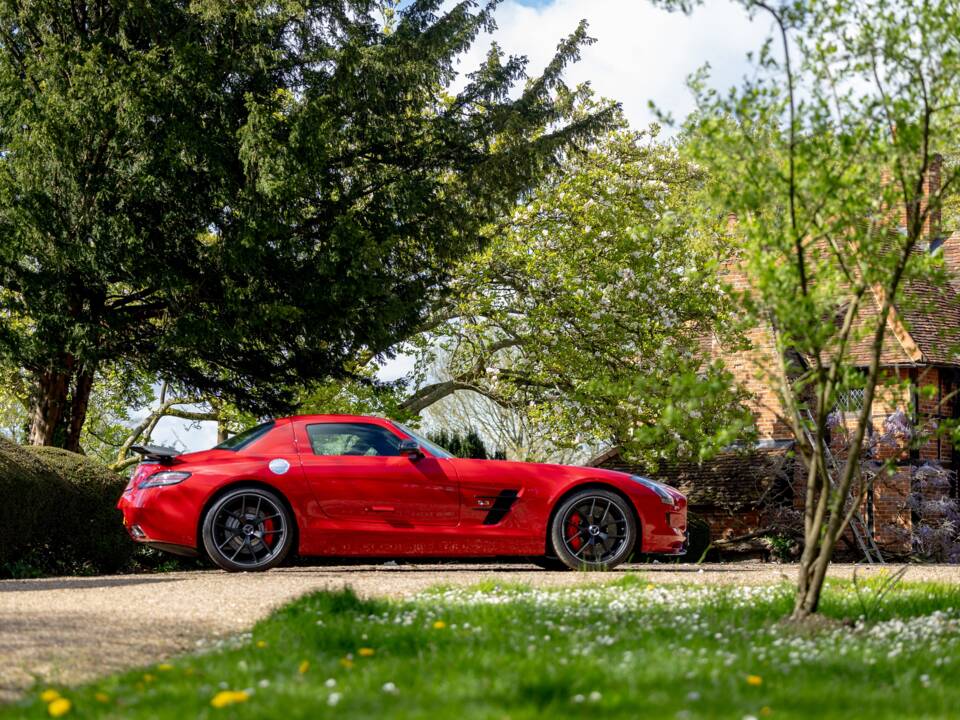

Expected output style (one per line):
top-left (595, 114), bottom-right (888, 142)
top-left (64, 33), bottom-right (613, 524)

top-left (139, 471), bottom-right (190, 488)
top-left (125, 462), bottom-right (159, 492)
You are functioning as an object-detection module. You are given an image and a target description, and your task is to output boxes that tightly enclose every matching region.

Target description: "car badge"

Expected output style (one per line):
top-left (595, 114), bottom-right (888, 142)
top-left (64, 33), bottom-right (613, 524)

top-left (268, 458), bottom-right (290, 475)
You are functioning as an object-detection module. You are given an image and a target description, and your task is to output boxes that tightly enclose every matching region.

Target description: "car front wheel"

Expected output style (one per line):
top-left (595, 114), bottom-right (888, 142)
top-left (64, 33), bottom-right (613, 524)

top-left (202, 487), bottom-right (293, 572)
top-left (549, 489), bottom-right (637, 570)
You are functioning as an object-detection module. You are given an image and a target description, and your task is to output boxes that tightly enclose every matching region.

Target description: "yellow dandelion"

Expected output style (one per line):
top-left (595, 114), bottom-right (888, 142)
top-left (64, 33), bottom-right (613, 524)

top-left (340, 657), bottom-right (354, 669)
top-left (47, 698), bottom-right (72, 717)
top-left (256, 640), bottom-right (268, 649)
top-left (40, 690), bottom-right (60, 703)
top-left (94, 692), bottom-right (110, 703)
top-left (432, 620), bottom-right (447, 630)
top-left (157, 664), bottom-right (173, 672)
top-left (747, 675), bottom-right (763, 687)
top-left (358, 647), bottom-right (375, 657)
top-left (143, 673), bottom-right (156, 683)
top-left (299, 660), bottom-right (310, 674)
top-left (210, 690), bottom-right (249, 709)
top-left (761, 707), bottom-right (773, 717)
top-left (646, 584), bottom-right (656, 591)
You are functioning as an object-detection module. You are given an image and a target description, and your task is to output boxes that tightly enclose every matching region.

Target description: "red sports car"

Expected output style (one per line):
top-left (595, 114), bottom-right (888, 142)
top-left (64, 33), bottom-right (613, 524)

top-left (117, 415), bottom-right (687, 571)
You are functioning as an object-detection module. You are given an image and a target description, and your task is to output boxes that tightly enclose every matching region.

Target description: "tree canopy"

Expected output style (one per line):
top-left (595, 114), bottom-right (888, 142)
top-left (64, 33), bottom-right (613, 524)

top-left (0, 0), bottom-right (613, 450)
top-left (403, 120), bottom-right (753, 466)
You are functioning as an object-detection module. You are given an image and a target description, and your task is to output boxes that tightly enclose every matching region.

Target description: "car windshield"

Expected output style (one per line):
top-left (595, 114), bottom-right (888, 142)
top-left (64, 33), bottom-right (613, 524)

top-left (390, 421), bottom-right (454, 459)
top-left (215, 420), bottom-right (275, 451)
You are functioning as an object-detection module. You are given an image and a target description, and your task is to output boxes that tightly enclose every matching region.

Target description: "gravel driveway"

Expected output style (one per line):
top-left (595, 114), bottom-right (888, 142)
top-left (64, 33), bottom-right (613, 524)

top-left (3, 561), bottom-right (959, 701)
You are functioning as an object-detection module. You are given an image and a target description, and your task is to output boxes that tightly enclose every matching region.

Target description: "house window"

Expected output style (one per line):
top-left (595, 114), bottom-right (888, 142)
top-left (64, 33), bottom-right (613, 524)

top-left (835, 387), bottom-right (865, 413)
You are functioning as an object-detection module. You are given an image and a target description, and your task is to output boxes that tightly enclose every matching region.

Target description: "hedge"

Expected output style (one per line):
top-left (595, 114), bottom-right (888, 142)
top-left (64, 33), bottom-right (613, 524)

top-left (0, 438), bottom-right (133, 577)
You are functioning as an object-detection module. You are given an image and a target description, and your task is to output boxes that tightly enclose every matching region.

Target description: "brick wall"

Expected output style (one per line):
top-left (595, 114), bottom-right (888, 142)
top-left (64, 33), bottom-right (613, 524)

top-left (943, 232), bottom-right (960, 290)
top-left (714, 257), bottom-right (794, 441)
top-left (792, 455), bottom-right (913, 555)
top-left (872, 468), bottom-right (912, 552)
top-left (694, 507), bottom-right (764, 542)
top-left (883, 156), bottom-right (941, 238)
top-left (916, 367), bottom-right (956, 464)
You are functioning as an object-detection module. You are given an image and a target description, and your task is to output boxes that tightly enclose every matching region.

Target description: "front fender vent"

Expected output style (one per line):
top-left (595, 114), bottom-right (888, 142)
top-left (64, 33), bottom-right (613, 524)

top-left (480, 489), bottom-right (520, 526)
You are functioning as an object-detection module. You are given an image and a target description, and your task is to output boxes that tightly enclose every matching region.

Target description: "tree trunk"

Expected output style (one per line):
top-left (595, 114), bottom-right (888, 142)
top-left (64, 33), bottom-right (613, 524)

top-left (28, 370), bottom-right (71, 446)
top-left (793, 551), bottom-right (828, 618)
top-left (64, 369), bottom-right (94, 453)
top-left (27, 363), bottom-right (96, 451)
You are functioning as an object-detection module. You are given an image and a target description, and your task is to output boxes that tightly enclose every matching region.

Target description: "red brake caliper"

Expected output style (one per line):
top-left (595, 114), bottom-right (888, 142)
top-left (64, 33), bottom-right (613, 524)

top-left (566, 511), bottom-right (584, 551)
top-left (262, 518), bottom-right (275, 548)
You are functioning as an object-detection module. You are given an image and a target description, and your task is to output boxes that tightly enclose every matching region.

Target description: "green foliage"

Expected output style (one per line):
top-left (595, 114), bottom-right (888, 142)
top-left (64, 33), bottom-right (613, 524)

top-left (427, 428), bottom-right (505, 459)
top-left (652, 0), bottom-right (960, 615)
top-left (765, 534), bottom-right (798, 563)
top-left (296, 365), bottom-right (417, 424)
top-left (410, 120), bottom-right (754, 466)
top-left (9, 581), bottom-right (960, 718)
top-left (79, 367), bottom-right (159, 465)
top-left (0, 0), bottom-right (615, 446)
top-left (0, 439), bottom-right (132, 577)
top-left (0, 364), bottom-right (29, 442)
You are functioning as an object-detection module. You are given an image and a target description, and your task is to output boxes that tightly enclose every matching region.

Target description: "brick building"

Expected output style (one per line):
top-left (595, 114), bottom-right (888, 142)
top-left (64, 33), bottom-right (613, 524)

top-left (590, 171), bottom-right (960, 559)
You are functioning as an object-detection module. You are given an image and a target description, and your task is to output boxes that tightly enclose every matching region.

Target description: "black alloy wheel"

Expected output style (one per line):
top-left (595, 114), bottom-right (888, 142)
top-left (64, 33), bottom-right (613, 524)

top-left (549, 488), bottom-right (637, 570)
top-left (202, 487), bottom-right (293, 572)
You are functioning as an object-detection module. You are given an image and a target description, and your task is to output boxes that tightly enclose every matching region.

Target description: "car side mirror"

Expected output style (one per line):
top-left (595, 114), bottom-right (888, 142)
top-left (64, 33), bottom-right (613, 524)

top-left (398, 439), bottom-right (422, 459)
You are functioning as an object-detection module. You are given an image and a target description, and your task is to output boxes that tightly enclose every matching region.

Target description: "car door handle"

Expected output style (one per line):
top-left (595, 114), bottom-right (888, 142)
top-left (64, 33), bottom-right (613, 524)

top-left (369, 505), bottom-right (396, 513)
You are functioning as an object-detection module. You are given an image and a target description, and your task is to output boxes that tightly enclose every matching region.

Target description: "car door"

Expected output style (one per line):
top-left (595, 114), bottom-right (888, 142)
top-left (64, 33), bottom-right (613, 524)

top-left (294, 420), bottom-right (460, 539)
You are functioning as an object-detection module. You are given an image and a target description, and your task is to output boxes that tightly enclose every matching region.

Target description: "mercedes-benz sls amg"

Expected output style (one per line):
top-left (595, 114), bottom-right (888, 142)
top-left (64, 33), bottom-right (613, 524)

top-left (117, 415), bottom-right (687, 571)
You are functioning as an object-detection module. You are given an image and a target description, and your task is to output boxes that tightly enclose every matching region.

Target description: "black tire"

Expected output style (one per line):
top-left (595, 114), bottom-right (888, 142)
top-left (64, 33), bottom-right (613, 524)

top-left (549, 488), bottom-right (637, 571)
top-left (202, 487), bottom-right (294, 572)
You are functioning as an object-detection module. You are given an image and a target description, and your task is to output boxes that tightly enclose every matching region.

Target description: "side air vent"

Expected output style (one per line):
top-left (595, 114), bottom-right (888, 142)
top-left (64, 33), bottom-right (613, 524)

top-left (480, 489), bottom-right (520, 526)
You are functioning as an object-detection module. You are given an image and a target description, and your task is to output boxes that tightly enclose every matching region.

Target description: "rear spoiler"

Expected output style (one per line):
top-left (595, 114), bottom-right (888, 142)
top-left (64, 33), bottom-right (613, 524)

top-left (130, 444), bottom-right (180, 465)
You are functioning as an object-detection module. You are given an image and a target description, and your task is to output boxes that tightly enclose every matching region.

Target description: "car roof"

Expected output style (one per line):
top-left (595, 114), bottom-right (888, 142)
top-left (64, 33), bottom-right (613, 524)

top-left (281, 414), bottom-right (393, 425)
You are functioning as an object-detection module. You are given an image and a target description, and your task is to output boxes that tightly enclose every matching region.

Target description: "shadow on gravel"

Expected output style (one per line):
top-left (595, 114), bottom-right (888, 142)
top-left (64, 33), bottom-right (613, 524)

top-left (274, 562), bottom-right (782, 575)
top-left (0, 576), bottom-right (181, 593)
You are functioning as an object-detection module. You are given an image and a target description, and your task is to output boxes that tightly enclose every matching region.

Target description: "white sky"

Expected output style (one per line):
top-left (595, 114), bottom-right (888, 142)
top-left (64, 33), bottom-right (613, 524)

top-left (155, 0), bottom-right (770, 452)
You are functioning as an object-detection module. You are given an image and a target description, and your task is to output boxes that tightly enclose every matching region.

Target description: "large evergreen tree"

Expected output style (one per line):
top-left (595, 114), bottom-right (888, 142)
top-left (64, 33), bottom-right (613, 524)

top-left (0, 0), bottom-right (612, 450)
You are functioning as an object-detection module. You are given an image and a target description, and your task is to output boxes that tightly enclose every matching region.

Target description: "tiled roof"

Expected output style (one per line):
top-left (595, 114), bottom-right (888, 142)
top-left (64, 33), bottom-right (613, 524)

top-left (844, 289), bottom-right (917, 366)
top-left (896, 276), bottom-right (960, 364)
top-left (842, 276), bottom-right (960, 367)
top-left (723, 216), bottom-right (960, 367)
top-left (590, 443), bottom-right (796, 510)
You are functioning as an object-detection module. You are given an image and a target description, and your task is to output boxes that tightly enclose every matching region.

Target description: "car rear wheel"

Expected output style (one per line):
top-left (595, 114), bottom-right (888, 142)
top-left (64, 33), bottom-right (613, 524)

top-left (202, 487), bottom-right (293, 572)
top-left (549, 489), bottom-right (637, 570)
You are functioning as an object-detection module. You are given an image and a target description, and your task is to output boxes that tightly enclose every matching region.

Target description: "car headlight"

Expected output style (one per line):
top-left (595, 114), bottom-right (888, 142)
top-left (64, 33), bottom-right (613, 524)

top-left (139, 471), bottom-right (191, 488)
top-left (631, 475), bottom-right (675, 505)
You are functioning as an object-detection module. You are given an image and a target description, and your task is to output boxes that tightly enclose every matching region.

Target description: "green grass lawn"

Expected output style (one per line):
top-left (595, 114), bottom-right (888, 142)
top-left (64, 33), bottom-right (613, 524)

top-left (7, 574), bottom-right (960, 719)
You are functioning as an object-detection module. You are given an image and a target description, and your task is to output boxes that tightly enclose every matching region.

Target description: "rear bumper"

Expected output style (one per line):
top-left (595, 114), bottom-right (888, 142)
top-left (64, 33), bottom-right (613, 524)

top-left (117, 486), bottom-right (199, 549)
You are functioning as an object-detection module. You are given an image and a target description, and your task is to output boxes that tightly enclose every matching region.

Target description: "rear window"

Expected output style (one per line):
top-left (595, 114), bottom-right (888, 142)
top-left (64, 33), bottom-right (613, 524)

top-left (215, 421), bottom-right (275, 451)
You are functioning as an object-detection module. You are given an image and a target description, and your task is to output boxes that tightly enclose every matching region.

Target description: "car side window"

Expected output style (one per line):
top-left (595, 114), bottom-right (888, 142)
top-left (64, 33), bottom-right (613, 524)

top-left (305, 423), bottom-right (401, 457)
